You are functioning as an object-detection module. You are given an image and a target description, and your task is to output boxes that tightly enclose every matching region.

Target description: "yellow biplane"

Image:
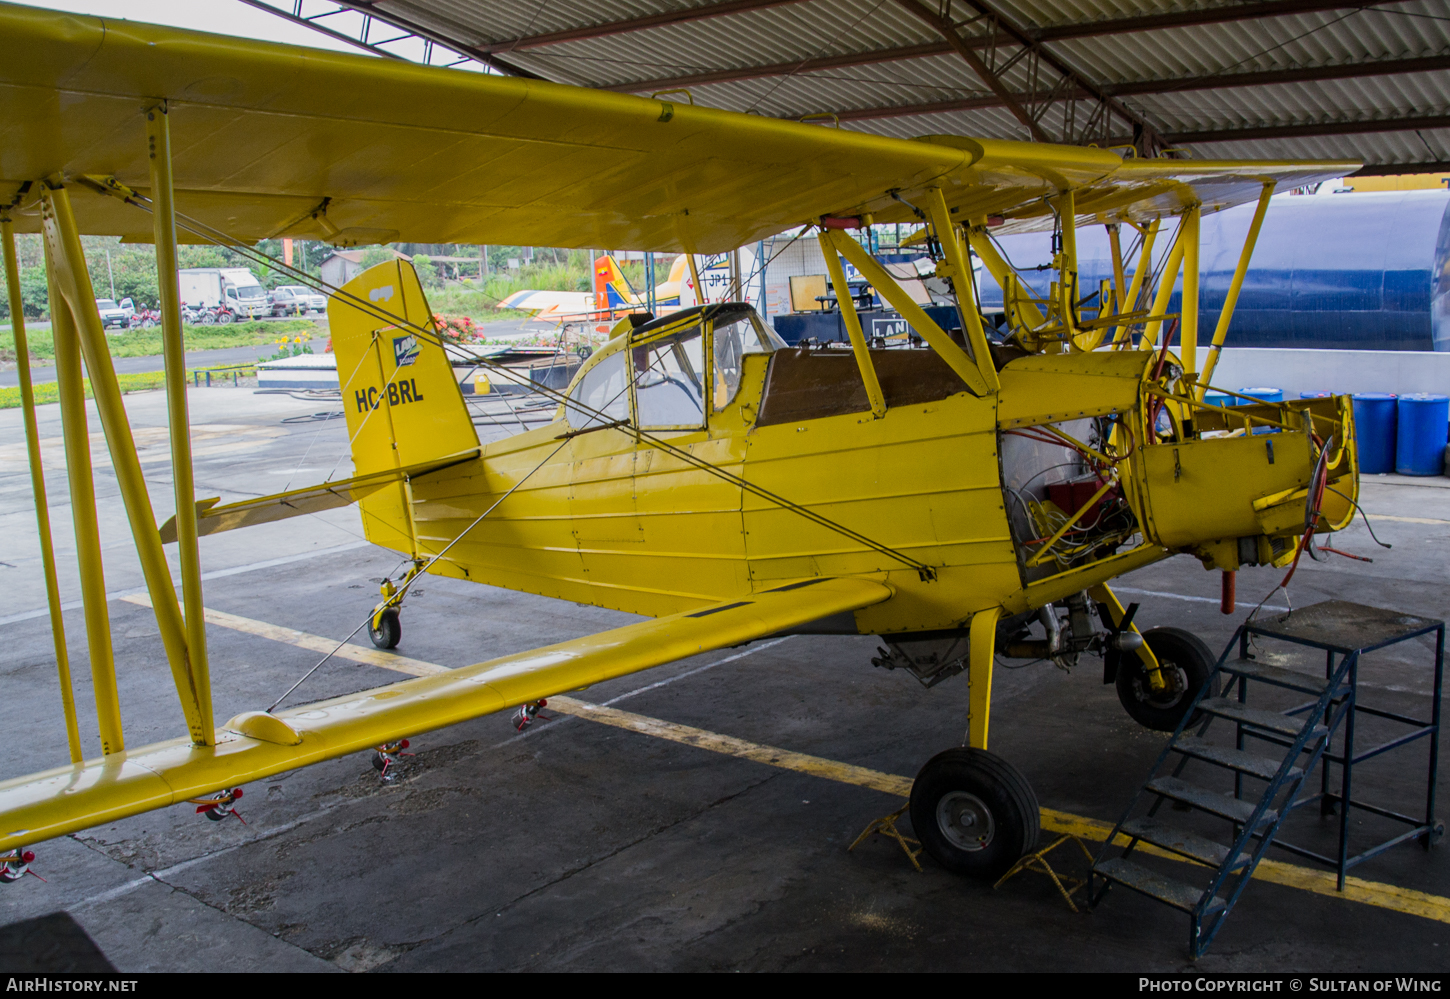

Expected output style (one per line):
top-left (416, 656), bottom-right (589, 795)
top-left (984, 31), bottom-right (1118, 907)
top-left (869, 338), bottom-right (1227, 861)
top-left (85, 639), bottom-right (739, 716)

top-left (0, 3), bottom-right (1360, 882)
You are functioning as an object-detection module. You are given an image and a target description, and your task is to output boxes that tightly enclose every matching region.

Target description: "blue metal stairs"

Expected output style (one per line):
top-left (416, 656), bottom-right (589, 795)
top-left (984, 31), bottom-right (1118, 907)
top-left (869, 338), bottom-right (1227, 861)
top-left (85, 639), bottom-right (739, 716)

top-left (1089, 645), bottom-right (1355, 957)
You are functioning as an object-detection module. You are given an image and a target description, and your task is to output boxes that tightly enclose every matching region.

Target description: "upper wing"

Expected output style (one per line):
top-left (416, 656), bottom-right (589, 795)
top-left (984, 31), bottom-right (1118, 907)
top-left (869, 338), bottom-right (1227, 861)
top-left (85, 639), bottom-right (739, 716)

top-left (0, 576), bottom-right (892, 851)
top-left (0, 5), bottom-right (1354, 252)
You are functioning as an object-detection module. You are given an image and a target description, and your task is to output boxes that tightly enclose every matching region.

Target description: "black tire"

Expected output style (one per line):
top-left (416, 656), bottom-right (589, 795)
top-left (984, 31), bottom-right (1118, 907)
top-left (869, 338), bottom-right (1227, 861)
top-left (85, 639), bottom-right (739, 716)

top-left (371, 751), bottom-right (387, 772)
top-left (1115, 626), bottom-right (1217, 732)
top-left (218, 311), bottom-right (234, 325)
top-left (909, 747), bottom-right (1040, 879)
top-left (369, 608), bottom-right (401, 649)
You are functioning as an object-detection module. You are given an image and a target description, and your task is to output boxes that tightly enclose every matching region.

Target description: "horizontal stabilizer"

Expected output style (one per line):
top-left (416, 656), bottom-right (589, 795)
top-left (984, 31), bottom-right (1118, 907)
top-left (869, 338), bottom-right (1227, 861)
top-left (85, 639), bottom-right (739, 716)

top-left (0, 576), bottom-right (891, 852)
top-left (158, 449), bottom-right (478, 543)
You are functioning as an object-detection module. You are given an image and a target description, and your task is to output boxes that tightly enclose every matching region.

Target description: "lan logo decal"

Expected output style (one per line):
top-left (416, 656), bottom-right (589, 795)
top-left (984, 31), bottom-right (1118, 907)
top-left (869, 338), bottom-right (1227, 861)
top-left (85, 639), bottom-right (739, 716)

top-left (393, 334), bottom-right (420, 368)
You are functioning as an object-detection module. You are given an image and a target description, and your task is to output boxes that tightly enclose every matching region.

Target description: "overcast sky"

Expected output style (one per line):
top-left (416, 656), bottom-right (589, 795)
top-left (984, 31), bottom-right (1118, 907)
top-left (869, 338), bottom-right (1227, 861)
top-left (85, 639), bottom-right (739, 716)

top-left (25, 1), bottom-right (367, 53)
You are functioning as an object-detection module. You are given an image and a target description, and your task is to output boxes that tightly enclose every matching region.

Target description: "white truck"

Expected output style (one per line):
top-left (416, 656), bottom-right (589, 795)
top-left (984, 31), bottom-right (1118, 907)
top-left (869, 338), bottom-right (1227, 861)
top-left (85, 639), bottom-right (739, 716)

top-left (177, 267), bottom-right (268, 322)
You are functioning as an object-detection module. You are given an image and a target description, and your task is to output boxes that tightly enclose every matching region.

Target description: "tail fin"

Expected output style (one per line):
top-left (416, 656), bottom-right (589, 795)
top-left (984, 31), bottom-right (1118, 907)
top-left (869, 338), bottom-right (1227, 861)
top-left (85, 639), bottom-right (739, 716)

top-left (653, 254), bottom-right (688, 306)
top-left (593, 254), bottom-right (638, 310)
top-left (328, 260), bottom-right (479, 552)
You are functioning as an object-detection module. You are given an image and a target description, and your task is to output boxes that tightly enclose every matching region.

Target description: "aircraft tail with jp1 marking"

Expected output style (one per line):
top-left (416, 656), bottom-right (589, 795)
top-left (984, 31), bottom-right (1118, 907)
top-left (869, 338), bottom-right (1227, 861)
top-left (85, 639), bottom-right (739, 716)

top-left (328, 260), bottom-right (480, 552)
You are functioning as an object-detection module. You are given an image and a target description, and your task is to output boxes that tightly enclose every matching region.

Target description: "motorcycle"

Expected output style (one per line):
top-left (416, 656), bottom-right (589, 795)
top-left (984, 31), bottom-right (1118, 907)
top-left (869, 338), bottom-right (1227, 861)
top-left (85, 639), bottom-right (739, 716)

top-left (127, 308), bottom-right (161, 330)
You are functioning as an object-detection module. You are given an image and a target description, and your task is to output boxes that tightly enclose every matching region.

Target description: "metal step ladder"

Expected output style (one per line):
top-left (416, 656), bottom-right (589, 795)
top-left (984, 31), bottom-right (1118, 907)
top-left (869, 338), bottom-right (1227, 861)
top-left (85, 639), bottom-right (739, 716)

top-left (1089, 644), bottom-right (1355, 957)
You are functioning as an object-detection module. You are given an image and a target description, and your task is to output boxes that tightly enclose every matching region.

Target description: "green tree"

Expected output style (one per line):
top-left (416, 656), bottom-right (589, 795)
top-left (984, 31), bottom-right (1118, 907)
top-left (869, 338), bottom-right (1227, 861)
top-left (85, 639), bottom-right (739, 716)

top-left (413, 254), bottom-right (439, 287)
top-left (358, 245), bottom-right (396, 268)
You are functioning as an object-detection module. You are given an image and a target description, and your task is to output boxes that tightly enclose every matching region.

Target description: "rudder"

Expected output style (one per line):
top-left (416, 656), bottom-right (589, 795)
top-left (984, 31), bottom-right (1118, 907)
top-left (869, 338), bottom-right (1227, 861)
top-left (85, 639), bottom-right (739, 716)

top-left (328, 260), bottom-right (479, 552)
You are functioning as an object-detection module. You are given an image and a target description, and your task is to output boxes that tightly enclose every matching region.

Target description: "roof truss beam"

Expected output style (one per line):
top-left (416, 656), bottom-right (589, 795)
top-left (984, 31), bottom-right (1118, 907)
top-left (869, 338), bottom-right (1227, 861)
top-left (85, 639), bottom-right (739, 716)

top-left (471, 0), bottom-right (811, 54)
top-left (599, 0), bottom-right (1426, 97)
top-left (239, 0), bottom-right (541, 76)
top-left (1165, 113), bottom-right (1450, 143)
top-left (821, 53), bottom-right (1450, 123)
top-left (896, 0), bottom-right (1158, 148)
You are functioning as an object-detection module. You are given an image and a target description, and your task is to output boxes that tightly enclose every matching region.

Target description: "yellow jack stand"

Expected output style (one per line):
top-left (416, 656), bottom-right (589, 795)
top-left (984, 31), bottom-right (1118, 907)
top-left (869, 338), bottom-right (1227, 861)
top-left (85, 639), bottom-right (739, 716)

top-left (848, 803), bottom-right (923, 872)
top-left (992, 834), bottom-right (1095, 912)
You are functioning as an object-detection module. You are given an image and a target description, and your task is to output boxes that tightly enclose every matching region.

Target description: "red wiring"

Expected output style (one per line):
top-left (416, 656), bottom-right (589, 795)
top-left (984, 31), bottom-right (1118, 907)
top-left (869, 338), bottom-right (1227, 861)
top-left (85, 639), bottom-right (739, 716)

top-left (1318, 546), bottom-right (1373, 562)
top-left (1276, 434), bottom-right (1333, 591)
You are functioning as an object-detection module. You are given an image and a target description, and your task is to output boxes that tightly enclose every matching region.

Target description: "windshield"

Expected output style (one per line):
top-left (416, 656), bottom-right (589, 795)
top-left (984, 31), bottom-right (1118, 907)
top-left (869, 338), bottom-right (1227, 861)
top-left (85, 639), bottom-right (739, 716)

top-left (96, 300), bottom-right (117, 310)
top-left (712, 311), bottom-right (780, 411)
top-left (236, 284), bottom-right (265, 299)
top-left (633, 326), bottom-right (706, 429)
top-left (565, 350), bottom-right (629, 428)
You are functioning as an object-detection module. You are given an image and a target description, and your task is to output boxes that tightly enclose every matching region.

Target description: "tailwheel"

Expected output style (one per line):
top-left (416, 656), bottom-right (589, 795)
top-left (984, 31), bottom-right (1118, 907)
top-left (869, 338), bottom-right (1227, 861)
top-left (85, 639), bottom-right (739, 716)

top-left (369, 607), bottom-right (401, 649)
top-left (1115, 626), bottom-right (1216, 732)
top-left (909, 748), bottom-right (1040, 879)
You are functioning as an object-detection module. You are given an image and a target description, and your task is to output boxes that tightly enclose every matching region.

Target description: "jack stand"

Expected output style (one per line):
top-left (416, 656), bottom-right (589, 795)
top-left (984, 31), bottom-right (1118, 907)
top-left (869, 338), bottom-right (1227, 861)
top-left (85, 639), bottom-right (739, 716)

top-left (512, 699), bottom-right (548, 732)
top-left (994, 834), bottom-right (1094, 912)
top-left (372, 739), bottom-right (413, 781)
top-left (848, 803), bottom-right (923, 872)
top-left (0, 849), bottom-right (43, 884)
top-left (189, 788), bottom-right (246, 824)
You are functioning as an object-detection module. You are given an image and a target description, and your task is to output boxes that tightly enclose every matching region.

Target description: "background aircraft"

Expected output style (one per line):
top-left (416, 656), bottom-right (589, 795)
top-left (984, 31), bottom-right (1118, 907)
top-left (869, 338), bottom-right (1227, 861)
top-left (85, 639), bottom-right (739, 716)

top-left (498, 253), bottom-right (689, 321)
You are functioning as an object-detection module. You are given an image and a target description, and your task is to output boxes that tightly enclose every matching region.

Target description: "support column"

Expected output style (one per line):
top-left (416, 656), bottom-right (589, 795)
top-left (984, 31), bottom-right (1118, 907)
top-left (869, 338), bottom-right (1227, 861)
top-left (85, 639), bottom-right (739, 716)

top-left (1201, 183), bottom-right (1274, 393)
top-left (43, 240), bottom-right (123, 755)
top-left (1180, 203), bottom-right (1201, 377)
top-left (40, 182), bottom-right (209, 744)
top-left (967, 606), bottom-right (1000, 750)
top-left (818, 229), bottom-right (886, 419)
top-left (686, 252), bottom-right (703, 306)
top-left (4, 217), bottom-right (82, 763)
top-left (1112, 219), bottom-right (1160, 347)
top-left (924, 189), bottom-right (998, 392)
top-left (1107, 223), bottom-right (1126, 323)
top-left (1052, 190), bottom-right (1079, 352)
top-left (1142, 223), bottom-right (1186, 350)
top-left (148, 104), bottom-right (214, 742)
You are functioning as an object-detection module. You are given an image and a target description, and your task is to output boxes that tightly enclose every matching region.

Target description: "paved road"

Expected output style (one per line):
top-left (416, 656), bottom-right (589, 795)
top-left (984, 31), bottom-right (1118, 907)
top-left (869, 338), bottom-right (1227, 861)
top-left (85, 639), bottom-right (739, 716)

top-left (0, 343), bottom-right (320, 388)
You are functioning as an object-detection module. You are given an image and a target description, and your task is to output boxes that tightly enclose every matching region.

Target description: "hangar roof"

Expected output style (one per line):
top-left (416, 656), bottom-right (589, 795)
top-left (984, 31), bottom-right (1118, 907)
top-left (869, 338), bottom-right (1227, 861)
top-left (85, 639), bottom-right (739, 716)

top-left (249, 0), bottom-right (1450, 175)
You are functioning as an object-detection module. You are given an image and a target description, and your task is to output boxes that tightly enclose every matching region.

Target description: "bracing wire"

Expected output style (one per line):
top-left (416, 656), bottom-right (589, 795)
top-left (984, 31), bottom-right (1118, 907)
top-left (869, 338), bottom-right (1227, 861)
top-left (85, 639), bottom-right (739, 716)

top-left (95, 180), bottom-right (934, 577)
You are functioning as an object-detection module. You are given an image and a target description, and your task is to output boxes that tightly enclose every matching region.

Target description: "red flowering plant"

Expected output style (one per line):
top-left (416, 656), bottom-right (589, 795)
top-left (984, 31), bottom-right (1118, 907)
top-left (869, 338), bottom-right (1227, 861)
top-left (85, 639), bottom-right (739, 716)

top-left (432, 313), bottom-right (483, 343)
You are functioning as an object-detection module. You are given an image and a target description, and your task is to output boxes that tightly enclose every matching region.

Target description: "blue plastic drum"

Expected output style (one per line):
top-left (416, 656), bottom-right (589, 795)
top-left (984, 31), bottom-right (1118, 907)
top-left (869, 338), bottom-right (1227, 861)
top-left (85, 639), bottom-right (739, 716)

top-left (1396, 394), bottom-right (1450, 476)
top-left (1236, 387), bottom-right (1284, 405)
top-left (1204, 391), bottom-right (1232, 409)
top-left (1299, 391), bottom-right (1333, 399)
top-left (1236, 387), bottom-right (1283, 434)
top-left (1352, 393), bottom-right (1398, 474)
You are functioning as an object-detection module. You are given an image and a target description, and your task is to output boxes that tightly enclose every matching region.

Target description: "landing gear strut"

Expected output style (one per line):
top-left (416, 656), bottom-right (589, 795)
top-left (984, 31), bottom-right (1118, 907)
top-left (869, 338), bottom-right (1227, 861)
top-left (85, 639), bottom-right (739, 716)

top-left (909, 748), bottom-right (1040, 879)
top-left (368, 560), bottom-right (424, 650)
top-left (1114, 627), bottom-right (1216, 732)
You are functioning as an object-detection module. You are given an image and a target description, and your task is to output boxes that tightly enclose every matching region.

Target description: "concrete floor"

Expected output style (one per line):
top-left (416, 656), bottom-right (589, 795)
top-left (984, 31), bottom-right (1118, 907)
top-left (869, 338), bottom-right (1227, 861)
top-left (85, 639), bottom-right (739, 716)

top-left (0, 385), bottom-right (1446, 972)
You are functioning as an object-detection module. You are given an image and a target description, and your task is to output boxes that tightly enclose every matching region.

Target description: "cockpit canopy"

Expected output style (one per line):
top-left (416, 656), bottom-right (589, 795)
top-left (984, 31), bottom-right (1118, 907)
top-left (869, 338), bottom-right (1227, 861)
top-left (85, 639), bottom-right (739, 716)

top-left (565, 304), bottom-right (784, 430)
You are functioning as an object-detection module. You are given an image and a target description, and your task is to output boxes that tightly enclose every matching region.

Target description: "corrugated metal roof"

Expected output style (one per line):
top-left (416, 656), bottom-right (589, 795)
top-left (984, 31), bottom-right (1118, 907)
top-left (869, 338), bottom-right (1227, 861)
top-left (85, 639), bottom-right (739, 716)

top-left (337, 0), bottom-right (1450, 170)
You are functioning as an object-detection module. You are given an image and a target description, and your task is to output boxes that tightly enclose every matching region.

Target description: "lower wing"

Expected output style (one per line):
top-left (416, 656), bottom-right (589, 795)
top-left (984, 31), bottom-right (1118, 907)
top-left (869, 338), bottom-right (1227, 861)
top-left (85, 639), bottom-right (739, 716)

top-left (0, 577), bottom-right (891, 852)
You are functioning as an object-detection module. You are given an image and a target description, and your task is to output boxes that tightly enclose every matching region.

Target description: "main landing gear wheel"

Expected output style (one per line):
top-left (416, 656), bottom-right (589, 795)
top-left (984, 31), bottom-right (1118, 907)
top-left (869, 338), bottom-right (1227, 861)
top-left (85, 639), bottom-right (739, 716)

top-left (1115, 626), bottom-right (1217, 732)
top-left (369, 608), bottom-right (401, 649)
top-left (909, 748), bottom-right (1040, 879)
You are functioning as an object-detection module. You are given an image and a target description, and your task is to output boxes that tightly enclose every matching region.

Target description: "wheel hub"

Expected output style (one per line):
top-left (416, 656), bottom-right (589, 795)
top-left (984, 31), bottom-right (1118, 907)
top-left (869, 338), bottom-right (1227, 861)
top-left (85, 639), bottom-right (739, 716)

top-left (1134, 659), bottom-right (1187, 708)
top-left (936, 790), bottom-right (995, 851)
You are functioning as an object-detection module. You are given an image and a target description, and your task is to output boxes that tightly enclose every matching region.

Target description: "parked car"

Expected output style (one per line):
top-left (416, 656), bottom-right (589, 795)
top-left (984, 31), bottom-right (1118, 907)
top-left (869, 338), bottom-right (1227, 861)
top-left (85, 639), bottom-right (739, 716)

top-left (269, 285), bottom-right (327, 316)
top-left (95, 298), bottom-right (135, 330)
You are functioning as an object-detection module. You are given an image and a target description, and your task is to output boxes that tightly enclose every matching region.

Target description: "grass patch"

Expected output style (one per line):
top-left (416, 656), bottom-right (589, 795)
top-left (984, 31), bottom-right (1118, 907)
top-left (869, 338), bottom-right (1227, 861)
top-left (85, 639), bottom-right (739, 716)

top-left (0, 319), bottom-right (319, 364)
top-left (0, 368), bottom-right (258, 410)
